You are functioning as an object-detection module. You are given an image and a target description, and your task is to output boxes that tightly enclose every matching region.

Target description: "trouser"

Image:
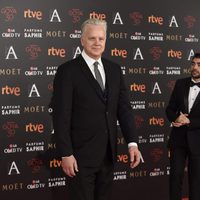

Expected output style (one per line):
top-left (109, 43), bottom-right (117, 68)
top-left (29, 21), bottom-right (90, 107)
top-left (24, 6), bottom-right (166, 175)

top-left (170, 147), bottom-right (200, 200)
top-left (68, 147), bottom-right (114, 200)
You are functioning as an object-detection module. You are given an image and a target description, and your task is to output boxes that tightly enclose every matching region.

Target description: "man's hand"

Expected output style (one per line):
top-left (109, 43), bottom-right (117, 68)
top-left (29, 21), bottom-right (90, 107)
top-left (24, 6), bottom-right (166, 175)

top-left (172, 121), bottom-right (183, 127)
top-left (61, 155), bottom-right (79, 177)
top-left (128, 146), bottom-right (140, 168)
top-left (174, 112), bottom-right (190, 126)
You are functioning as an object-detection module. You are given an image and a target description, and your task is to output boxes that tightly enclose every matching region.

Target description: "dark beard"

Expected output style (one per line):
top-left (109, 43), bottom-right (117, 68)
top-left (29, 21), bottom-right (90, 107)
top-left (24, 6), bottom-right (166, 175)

top-left (191, 72), bottom-right (200, 79)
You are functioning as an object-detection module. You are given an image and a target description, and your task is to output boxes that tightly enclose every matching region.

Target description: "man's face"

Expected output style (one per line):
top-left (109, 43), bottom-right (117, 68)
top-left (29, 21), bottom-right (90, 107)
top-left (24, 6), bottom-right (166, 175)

top-left (81, 24), bottom-right (106, 60)
top-left (191, 57), bottom-right (200, 80)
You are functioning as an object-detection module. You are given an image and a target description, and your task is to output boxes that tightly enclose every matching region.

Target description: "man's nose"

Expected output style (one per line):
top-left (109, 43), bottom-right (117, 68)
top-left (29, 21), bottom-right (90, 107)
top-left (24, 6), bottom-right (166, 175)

top-left (94, 39), bottom-right (100, 44)
top-left (194, 64), bottom-right (198, 69)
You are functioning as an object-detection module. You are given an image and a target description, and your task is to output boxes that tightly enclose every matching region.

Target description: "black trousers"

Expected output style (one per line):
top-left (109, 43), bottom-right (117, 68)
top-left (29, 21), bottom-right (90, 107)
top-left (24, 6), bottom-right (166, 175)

top-left (67, 148), bottom-right (114, 200)
top-left (170, 147), bottom-right (200, 200)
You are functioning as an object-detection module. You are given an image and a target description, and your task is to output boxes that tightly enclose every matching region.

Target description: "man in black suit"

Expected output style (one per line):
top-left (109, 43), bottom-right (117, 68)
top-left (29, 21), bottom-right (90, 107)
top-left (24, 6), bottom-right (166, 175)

top-left (166, 53), bottom-right (200, 200)
top-left (52, 18), bottom-right (140, 200)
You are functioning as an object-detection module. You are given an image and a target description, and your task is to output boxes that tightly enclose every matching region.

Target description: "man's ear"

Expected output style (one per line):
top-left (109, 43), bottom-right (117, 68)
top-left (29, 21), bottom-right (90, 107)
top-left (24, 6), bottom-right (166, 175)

top-left (80, 36), bottom-right (84, 46)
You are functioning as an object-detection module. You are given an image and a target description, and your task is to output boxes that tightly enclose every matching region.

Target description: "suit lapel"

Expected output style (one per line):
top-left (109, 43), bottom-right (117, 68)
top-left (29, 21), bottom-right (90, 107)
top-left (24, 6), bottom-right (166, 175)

top-left (78, 56), bottom-right (106, 104)
top-left (102, 58), bottom-right (115, 108)
top-left (184, 77), bottom-right (200, 114)
top-left (103, 59), bottom-right (110, 104)
top-left (184, 79), bottom-right (190, 114)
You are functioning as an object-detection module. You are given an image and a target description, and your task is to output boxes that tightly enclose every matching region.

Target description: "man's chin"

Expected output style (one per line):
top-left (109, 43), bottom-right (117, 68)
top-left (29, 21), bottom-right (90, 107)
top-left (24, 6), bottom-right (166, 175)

top-left (191, 75), bottom-right (200, 79)
top-left (92, 53), bottom-right (102, 58)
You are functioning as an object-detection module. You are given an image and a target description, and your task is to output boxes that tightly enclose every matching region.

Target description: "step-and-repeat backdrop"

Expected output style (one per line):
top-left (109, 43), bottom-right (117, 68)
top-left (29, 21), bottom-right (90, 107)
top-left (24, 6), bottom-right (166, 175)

top-left (1, 0), bottom-right (198, 199)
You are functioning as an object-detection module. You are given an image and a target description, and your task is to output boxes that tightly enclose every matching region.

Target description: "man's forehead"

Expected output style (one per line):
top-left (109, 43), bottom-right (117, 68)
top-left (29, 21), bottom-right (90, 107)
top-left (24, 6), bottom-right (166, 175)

top-left (192, 58), bottom-right (200, 62)
top-left (86, 24), bottom-right (104, 28)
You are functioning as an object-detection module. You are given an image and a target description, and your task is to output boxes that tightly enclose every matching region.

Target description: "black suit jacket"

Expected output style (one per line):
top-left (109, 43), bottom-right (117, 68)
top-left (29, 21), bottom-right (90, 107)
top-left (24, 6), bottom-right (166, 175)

top-left (52, 55), bottom-right (137, 166)
top-left (166, 77), bottom-right (200, 154)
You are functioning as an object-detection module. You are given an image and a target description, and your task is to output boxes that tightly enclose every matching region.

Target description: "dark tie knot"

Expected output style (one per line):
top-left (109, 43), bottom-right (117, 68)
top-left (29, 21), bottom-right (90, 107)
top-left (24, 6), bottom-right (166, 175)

top-left (190, 80), bottom-right (200, 88)
top-left (93, 61), bottom-right (99, 68)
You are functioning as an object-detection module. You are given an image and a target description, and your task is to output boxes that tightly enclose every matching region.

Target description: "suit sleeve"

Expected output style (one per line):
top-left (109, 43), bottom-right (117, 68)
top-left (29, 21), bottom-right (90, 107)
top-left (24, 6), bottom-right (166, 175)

top-left (52, 65), bottom-right (73, 157)
top-left (117, 67), bottom-right (138, 144)
top-left (165, 80), bottom-right (181, 122)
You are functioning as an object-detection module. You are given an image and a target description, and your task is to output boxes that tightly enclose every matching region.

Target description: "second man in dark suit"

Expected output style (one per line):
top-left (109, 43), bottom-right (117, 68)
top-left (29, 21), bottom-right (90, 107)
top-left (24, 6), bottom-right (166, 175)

top-left (166, 53), bottom-right (200, 200)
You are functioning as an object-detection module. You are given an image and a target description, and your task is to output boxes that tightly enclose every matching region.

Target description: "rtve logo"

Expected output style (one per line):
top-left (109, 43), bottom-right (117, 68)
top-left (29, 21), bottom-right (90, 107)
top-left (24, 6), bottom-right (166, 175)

top-left (149, 117), bottom-right (165, 126)
top-left (25, 123), bottom-right (44, 133)
top-left (130, 83), bottom-right (146, 93)
top-left (111, 48), bottom-right (127, 58)
top-left (48, 47), bottom-right (66, 57)
top-left (50, 159), bottom-right (62, 168)
top-left (1, 85), bottom-right (20, 96)
top-left (117, 154), bottom-right (129, 163)
top-left (89, 11), bottom-right (106, 20)
top-left (24, 9), bottom-right (42, 20)
top-left (168, 49), bottom-right (182, 59)
top-left (148, 15), bottom-right (163, 25)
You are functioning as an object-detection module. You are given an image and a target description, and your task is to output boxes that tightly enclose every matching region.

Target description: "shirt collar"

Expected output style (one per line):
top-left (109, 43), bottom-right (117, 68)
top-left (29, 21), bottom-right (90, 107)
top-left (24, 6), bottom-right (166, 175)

top-left (81, 50), bottom-right (103, 68)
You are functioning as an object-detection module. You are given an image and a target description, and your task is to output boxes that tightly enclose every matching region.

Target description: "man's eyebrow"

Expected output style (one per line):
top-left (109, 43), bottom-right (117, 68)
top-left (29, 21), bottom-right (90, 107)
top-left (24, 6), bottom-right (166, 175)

top-left (192, 62), bottom-right (200, 64)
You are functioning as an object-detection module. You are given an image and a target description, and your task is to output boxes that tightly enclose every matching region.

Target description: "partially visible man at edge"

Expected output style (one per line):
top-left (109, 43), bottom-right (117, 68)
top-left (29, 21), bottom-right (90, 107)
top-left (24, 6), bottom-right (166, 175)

top-left (52, 18), bottom-right (140, 200)
top-left (166, 53), bottom-right (200, 200)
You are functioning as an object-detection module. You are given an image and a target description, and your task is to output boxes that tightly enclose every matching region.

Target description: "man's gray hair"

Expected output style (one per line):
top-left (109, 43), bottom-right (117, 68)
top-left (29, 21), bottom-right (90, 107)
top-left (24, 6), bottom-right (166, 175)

top-left (81, 18), bottom-right (107, 36)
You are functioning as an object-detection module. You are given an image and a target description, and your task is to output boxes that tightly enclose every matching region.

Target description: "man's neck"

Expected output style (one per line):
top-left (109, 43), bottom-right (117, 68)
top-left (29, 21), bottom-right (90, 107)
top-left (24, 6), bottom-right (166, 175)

top-left (192, 77), bottom-right (200, 83)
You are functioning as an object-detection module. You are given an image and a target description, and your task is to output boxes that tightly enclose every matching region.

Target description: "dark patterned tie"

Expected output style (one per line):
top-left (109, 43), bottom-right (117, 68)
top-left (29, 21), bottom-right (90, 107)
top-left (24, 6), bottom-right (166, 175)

top-left (93, 61), bottom-right (104, 91)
